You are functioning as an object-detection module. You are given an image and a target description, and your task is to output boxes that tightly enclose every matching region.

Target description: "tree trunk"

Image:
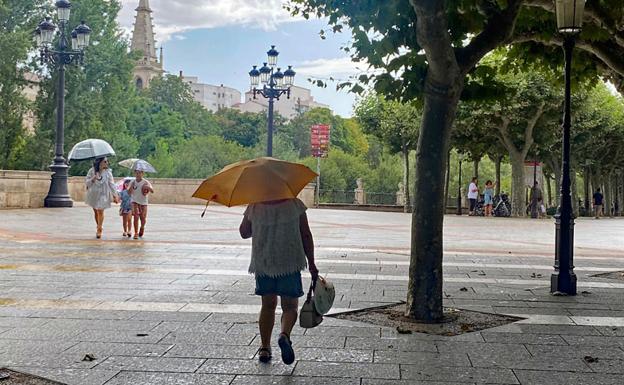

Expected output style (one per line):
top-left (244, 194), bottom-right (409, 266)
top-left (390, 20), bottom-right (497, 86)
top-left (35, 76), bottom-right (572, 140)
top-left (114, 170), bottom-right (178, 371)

top-left (403, 144), bottom-right (410, 213)
top-left (545, 174), bottom-right (552, 207)
top-left (616, 173), bottom-right (621, 216)
top-left (495, 156), bottom-right (502, 196)
top-left (509, 153), bottom-right (526, 217)
top-left (583, 167), bottom-right (590, 216)
top-left (444, 150), bottom-right (451, 213)
top-left (406, 0), bottom-right (521, 322)
top-left (407, 85), bottom-right (461, 322)
top-left (571, 168), bottom-right (579, 217)
top-left (547, 156), bottom-right (561, 208)
top-left (473, 159), bottom-right (479, 180)
top-left (604, 173), bottom-right (612, 217)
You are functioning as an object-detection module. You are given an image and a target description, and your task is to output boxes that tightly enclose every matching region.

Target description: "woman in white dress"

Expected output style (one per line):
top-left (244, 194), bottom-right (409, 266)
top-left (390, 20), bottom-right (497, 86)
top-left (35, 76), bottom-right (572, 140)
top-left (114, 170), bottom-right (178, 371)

top-left (85, 157), bottom-right (119, 238)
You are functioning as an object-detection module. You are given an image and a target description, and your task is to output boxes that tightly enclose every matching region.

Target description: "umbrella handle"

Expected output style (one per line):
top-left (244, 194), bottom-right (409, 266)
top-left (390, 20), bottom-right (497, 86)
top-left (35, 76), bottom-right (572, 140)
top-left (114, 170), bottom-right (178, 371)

top-left (201, 201), bottom-right (210, 218)
top-left (200, 195), bottom-right (218, 218)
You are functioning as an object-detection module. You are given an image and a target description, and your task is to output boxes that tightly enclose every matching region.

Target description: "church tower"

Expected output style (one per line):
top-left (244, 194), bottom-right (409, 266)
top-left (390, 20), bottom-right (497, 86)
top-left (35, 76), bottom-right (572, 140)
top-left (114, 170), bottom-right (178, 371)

top-left (130, 0), bottom-right (164, 89)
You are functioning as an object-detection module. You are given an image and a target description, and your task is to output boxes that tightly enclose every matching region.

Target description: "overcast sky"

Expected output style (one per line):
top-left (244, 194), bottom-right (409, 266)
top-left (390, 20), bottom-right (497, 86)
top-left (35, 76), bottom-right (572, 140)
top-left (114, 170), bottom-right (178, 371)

top-left (118, 0), bottom-right (362, 117)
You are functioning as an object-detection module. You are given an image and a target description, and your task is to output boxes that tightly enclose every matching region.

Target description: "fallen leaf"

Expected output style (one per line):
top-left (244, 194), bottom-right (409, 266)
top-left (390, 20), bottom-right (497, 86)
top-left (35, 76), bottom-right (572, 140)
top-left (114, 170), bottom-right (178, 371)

top-left (136, 333), bottom-right (149, 337)
top-left (583, 355), bottom-right (598, 363)
top-left (459, 287), bottom-right (468, 292)
top-left (82, 353), bottom-right (96, 362)
top-left (396, 326), bottom-right (412, 334)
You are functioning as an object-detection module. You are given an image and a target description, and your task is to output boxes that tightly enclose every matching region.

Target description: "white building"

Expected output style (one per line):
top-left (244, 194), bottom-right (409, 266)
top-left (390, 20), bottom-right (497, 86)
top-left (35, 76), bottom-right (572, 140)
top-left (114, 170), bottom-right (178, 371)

top-left (234, 85), bottom-right (330, 119)
top-left (181, 74), bottom-right (242, 112)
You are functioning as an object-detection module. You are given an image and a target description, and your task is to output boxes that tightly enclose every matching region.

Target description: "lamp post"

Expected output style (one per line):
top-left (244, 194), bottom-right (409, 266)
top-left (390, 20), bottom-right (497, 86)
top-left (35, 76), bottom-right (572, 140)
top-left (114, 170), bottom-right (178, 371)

top-left (456, 155), bottom-right (463, 215)
top-left (551, 0), bottom-right (585, 295)
top-left (249, 46), bottom-right (295, 157)
top-left (35, 0), bottom-right (91, 208)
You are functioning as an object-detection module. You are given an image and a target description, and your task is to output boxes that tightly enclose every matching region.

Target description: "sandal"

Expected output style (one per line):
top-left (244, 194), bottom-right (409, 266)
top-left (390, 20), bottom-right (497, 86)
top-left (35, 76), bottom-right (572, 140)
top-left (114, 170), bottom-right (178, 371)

top-left (133, 234), bottom-right (138, 240)
top-left (278, 333), bottom-right (295, 365)
top-left (257, 347), bottom-right (272, 363)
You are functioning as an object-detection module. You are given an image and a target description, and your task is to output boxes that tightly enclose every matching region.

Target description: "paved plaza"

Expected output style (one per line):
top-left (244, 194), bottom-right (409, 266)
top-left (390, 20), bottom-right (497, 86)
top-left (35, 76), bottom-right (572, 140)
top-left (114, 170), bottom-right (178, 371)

top-left (1, 204), bottom-right (624, 384)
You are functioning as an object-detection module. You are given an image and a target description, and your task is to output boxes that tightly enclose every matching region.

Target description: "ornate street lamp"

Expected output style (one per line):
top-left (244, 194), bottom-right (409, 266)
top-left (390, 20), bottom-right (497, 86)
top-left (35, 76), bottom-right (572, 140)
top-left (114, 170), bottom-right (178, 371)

top-left (35, 0), bottom-right (92, 207)
top-left (551, 0), bottom-right (585, 295)
top-left (248, 46), bottom-right (295, 157)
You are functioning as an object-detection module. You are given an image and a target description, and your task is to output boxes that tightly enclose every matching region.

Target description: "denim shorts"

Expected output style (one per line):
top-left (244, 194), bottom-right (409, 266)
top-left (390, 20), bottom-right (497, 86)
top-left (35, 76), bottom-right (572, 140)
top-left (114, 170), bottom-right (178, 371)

top-left (255, 271), bottom-right (304, 298)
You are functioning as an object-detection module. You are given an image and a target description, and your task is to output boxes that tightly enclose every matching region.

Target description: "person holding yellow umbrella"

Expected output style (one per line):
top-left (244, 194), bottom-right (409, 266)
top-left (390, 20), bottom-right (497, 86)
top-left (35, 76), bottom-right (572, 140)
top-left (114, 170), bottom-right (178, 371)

top-left (193, 158), bottom-right (319, 365)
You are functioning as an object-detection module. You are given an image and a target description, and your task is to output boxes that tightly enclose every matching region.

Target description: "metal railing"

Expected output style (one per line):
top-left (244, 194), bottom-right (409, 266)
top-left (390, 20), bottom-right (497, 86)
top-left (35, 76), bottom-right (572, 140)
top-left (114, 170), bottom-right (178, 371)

top-left (318, 190), bottom-right (397, 205)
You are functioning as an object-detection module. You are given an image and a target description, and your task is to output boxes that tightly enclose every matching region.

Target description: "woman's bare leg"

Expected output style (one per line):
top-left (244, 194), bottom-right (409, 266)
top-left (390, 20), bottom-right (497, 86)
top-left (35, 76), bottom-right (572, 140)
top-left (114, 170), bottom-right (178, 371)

top-left (259, 295), bottom-right (278, 348)
top-left (280, 297), bottom-right (299, 337)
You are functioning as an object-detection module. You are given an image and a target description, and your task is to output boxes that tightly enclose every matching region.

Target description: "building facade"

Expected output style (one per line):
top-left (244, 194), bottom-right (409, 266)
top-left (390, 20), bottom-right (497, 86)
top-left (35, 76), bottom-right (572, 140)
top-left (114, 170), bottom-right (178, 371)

top-left (130, 0), bottom-right (164, 89)
top-left (22, 72), bottom-right (40, 135)
top-left (181, 75), bottom-right (242, 112)
top-left (234, 85), bottom-right (330, 119)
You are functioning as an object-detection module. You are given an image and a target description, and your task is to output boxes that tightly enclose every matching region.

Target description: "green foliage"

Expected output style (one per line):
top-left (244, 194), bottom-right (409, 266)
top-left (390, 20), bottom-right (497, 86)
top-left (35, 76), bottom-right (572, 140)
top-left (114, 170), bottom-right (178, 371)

top-left (355, 93), bottom-right (420, 153)
top-left (0, 0), bottom-right (44, 168)
top-left (213, 108), bottom-right (267, 147)
top-left (168, 135), bottom-right (249, 179)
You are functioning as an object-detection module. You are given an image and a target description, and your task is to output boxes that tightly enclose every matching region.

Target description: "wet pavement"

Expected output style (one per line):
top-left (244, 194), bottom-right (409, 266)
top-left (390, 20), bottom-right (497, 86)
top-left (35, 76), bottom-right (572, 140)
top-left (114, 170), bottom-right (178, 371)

top-left (0, 203), bottom-right (624, 384)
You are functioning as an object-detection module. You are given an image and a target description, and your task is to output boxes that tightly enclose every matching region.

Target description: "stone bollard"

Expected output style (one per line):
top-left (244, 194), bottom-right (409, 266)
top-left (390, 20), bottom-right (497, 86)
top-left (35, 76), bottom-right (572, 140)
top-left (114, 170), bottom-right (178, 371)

top-left (354, 178), bottom-right (366, 205)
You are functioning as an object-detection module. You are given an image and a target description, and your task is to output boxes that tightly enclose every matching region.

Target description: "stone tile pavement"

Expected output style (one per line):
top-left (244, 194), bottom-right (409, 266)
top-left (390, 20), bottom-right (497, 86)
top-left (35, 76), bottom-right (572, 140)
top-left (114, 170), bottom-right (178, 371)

top-left (0, 204), bottom-right (623, 384)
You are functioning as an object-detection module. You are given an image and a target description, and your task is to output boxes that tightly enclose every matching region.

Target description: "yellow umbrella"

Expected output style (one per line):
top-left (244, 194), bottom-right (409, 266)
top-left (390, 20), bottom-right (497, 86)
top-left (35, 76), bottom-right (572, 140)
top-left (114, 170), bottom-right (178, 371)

top-left (192, 157), bottom-right (318, 208)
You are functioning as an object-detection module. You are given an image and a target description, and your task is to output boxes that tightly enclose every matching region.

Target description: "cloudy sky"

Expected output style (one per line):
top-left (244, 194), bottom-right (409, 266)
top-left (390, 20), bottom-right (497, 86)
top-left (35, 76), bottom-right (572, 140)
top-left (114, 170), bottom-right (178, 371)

top-left (118, 0), bottom-right (363, 117)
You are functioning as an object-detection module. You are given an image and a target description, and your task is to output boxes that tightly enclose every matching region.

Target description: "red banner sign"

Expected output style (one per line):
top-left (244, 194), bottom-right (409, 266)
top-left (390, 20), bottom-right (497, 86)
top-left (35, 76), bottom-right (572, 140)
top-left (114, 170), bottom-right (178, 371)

top-left (311, 124), bottom-right (331, 158)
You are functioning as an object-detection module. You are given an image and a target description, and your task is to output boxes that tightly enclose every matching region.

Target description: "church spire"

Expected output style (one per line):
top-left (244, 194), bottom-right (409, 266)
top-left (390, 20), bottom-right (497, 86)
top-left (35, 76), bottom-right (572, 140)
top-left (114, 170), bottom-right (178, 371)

top-left (130, 0), bottom-right (163, 89)
top-left (131, 0), bottom-right (158, 62)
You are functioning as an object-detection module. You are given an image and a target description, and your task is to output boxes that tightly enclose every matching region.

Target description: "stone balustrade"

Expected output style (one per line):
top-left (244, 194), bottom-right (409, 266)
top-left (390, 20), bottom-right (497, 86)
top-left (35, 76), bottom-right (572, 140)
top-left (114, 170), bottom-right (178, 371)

top-left (0, 170), bottom-right (53, 209)
top-left (1, 170), bottom-right (316, 209)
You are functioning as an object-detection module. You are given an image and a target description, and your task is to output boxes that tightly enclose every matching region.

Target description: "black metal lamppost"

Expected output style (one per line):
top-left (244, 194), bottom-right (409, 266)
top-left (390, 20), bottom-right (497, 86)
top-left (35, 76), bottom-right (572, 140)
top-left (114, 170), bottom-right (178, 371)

top-left (34, 0), bottom-right (91, 208)
top-left (551, 0), bottom-right (585, 295)
top-left (248, 46), bottom-right (296, 157)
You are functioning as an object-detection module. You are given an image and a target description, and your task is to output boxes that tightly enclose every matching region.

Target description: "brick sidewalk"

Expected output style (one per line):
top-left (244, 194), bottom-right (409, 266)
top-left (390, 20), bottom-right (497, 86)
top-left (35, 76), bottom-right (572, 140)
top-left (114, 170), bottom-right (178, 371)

top-left (0, 205), bottom-right (623, 384)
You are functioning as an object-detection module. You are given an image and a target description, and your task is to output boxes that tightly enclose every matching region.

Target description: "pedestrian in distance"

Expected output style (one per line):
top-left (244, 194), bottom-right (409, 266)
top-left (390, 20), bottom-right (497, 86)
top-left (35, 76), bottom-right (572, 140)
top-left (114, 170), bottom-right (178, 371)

top-left (118, 179), bottom-right (133, 237)
top-left (128, 170), bottom-right (154, 239)
top-left (467, 177), bottom-right (479, 216)
top-left (483, 180), bottom-right (496, 217)
top-left (530, 181), bottom-right (543, 218)
top-left (593, 188), bottom-right (604, 219)
top-left (85, 157), bottom-right (119, 239)
top-left (239, 198), bottom-right (319, 365)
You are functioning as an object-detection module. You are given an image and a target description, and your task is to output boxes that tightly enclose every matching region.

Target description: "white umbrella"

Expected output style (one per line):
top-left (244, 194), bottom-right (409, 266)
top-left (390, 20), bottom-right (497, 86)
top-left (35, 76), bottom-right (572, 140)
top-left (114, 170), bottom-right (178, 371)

top-left (68, 139), bottom-right (116, 161)
top-left (118, 158), bottom-right (157, 173)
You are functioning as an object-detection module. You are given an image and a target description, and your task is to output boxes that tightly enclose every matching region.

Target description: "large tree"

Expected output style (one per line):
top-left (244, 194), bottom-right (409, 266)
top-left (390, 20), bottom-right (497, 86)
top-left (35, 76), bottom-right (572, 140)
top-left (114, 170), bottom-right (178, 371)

top-left (457, 67), bottom-right (563, 216)
top-left (288, 0), bottom-right (624, 321)
top-left (355, 94), bottom-right (420, 211)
